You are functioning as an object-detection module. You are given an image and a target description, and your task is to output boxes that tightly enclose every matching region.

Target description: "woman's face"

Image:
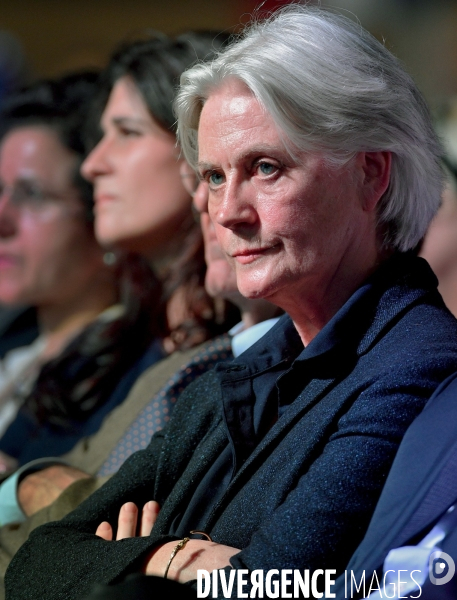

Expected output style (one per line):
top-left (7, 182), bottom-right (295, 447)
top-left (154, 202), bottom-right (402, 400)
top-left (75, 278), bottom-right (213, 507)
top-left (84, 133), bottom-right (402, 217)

top-left (81, 76), bottom-right (192, 259)
top-left (0, 126), bottom-right (104, 306)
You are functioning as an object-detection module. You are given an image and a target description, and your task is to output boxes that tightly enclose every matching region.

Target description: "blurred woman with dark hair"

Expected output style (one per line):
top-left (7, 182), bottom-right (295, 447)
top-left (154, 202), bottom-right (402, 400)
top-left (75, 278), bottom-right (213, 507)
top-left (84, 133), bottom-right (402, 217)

top-left (0, 72), bottom-right (165, 469)
top-left (82, 31), bottom-right (235, 349)
top-left (0, 31), bottom-right (236, 469)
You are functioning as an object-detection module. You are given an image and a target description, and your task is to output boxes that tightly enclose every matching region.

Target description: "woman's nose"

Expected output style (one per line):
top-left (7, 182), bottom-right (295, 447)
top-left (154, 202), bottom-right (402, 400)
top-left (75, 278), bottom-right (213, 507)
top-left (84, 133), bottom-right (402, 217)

top-left (81, 137), bottom-right (112, 182)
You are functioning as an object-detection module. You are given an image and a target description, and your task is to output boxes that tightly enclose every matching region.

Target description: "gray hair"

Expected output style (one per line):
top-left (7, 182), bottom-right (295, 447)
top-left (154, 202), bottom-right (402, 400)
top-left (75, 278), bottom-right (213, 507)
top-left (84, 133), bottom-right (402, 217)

top-left (175, 5), bottom-right (444, 252)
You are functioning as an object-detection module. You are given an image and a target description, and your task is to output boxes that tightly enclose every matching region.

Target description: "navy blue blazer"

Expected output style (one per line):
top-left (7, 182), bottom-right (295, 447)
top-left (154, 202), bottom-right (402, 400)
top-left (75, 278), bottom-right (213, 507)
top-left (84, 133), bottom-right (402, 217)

top-left (7, 255), bottom-right (457, 600)
top-left (335, 372), bottom-right (457, 599)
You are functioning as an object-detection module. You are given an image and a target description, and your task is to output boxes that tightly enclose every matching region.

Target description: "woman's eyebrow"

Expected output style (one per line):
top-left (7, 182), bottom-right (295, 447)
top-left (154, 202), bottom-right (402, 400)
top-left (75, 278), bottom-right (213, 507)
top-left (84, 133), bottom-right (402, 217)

top-left (111, 116), bottom-right (148, 127)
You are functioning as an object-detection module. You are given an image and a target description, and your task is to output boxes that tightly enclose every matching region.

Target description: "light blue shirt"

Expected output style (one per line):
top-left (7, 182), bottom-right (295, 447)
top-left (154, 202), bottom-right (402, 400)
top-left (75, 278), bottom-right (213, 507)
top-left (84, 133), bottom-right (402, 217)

top-left (230, 317), bottom-right (280, 358)
top-left (0, 458), bottom-right (68, 526)
top-left (369, 505), bottom-right (455, 598)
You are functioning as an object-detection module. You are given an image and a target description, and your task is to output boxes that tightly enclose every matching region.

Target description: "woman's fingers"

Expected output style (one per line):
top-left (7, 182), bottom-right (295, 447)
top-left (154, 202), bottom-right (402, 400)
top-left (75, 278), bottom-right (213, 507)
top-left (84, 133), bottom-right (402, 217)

top-left (96, 500), bottom-right (158, 541)
top-left (95, 521), bottom-right (113, 541)
top-left (140, 500), bottom-right (160, 536)
top-left (116, 502), bottom-right (139, 539)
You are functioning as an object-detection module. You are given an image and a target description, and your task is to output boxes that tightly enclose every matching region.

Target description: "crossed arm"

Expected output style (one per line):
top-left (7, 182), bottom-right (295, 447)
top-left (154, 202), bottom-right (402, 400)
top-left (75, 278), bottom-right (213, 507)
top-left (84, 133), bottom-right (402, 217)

top-left (18, 465), bottom-right (90, 516)
top-left (95, 500), bottom-right (240, 582)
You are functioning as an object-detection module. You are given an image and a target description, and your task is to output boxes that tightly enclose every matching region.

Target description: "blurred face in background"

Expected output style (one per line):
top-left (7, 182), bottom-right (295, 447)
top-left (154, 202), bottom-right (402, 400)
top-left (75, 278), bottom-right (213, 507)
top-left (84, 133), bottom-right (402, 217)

top-left (81, 76), bottom-right (192, 260)
top-left (420, 177), bottom-right (457, 317)
top-left (181, 164), bottom-right (238, 303)
top-left (0, 125), bottom-right (104, 306)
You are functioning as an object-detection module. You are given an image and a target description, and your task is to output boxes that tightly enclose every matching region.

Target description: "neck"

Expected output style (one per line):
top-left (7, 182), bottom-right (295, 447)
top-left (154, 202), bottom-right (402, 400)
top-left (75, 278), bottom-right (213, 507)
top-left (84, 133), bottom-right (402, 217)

top-left (238, 298), bottom-right (282, 331)
top-left (283, 247), bottom-right (393, 346)
top-left (37, 269), bottom-right (116, 361)
top-left (148, 219), bottom-right (194, 279)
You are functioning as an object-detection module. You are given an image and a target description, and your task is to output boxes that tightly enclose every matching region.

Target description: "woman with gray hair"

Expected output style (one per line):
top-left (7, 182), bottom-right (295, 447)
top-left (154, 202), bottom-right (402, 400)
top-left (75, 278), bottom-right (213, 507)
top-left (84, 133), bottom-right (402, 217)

top-left (176, 6), bottom-right (442, 255)
top-left (6, 6), bottom-right (457, 600)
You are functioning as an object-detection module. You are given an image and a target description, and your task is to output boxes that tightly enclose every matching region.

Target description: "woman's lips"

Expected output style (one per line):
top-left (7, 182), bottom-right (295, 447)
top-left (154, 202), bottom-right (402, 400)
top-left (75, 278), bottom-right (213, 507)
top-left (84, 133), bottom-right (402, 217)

top-left (94, 193), bottom-right (117, 207)
top-left (232, 246), bottom-right (277, 264)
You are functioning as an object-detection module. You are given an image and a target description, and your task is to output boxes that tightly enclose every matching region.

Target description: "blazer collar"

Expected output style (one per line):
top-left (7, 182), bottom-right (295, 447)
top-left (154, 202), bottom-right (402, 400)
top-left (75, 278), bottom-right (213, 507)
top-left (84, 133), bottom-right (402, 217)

top-left (302, 252), bottom-right (437, 360)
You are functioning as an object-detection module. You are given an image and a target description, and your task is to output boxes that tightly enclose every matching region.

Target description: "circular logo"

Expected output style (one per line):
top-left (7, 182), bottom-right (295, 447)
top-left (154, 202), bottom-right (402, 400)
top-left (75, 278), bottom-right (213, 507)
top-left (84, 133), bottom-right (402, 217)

top-left (429, 550), bottom-right (456, 585)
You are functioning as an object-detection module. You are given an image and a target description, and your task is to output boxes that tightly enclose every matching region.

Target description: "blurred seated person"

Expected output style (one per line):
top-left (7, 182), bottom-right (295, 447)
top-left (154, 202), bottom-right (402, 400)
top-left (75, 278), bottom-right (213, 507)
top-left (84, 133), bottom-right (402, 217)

top-left (0, 73), bottom-right (165, 470)
top-left (420, 98), bottom-right (457, 316)
top-left (0, 32), bottom-right (236, 469)
top-left (0, 28), bottom-right (238, 524)
top-left (78, 30), bottom-right (238, 352)
top-left (7, 7), bottom-right (457, 599)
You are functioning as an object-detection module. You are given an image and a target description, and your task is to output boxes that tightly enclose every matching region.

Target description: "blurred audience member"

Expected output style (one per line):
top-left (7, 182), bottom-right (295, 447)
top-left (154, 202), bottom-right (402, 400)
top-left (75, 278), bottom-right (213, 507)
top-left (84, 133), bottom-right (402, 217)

top-left (81, 31), bottom-right (236, 351)
top-left (0, 30), bottom-right (240, 559)
top-left (0, 72), bottom-right (165, 469)
top-left (420, 98), bottom-right (457, 316)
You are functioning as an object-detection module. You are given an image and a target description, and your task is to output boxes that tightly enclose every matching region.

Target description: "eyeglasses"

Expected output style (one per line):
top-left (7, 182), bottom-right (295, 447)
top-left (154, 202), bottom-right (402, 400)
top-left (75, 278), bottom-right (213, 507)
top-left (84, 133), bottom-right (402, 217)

top-left (0, 180), bottom-right (70, 212)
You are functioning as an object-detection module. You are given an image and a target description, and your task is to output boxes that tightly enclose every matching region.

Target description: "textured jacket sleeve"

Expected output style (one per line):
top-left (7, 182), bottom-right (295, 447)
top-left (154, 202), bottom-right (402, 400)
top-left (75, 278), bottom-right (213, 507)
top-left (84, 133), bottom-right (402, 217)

top-left (5, 371), bottom-right (222, 600)
top-left (0, 476), bottom-right (109, 583)
top-left (5, 436), bottom-right (168, 600)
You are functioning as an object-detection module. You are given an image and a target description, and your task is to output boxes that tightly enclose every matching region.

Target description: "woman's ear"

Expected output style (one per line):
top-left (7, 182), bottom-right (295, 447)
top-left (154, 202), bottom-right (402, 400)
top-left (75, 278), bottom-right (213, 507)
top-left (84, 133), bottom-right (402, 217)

top-left (179, 159), bottom-right (199, 197)
top-left (360, 151), bottom-right (392, 212)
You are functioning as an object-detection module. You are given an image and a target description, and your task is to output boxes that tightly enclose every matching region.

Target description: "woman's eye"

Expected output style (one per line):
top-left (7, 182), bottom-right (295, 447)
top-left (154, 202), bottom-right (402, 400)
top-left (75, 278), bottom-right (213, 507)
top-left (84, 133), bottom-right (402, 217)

top-left (209, 172), bottom-right (225, 186)
top-left (119, 127), bottom-right (141, 137)
top-left (258, 162), bottom-right (276, 175)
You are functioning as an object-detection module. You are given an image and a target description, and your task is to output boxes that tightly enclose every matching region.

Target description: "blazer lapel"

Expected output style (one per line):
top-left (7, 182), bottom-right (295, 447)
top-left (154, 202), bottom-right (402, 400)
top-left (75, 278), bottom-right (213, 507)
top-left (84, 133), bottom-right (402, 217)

top-left (348, 374), bottom-right (457, 575)
top-left (397, 439), bottom-right (457, 544)
top-left (213, 371), bottom-right (347, 521)
top-left (154, 419), bottom-right (228, 530)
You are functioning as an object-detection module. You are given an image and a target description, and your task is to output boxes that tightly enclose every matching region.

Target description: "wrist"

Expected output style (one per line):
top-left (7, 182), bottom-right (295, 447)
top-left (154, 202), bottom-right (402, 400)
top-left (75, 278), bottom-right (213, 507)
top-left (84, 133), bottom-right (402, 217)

top-left (143, 540), bottom-right (179, 577)
top-left (164, 538), bottom-right (190, 578)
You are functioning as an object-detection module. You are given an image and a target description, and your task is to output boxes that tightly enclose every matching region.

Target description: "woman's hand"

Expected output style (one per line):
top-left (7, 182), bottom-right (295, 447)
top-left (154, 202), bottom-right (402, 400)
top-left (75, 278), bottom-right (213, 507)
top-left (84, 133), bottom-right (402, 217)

top-left (144, 537), bottom-right (240, 582)
top-left (95, 500), bottom-right (160, 540)
top-left (95, 501), bottom-right (240, 583)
